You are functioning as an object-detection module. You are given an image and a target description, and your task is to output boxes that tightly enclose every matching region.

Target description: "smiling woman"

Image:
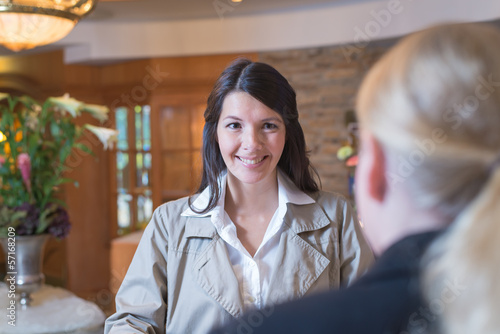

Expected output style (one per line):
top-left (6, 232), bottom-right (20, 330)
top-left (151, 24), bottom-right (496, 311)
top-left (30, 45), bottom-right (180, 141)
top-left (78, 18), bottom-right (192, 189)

top-left (104, 58), bottom-right (374, 334)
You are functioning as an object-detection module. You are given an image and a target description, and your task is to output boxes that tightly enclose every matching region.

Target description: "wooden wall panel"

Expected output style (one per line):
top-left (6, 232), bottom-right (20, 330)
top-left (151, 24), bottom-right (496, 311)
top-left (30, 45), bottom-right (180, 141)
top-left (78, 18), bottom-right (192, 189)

top-left (151, 53), bottom-right (258, 84)
top-left (64, 65), bottom-right (102, 97)
top-left (0, 50), bottom-right (65, 99)
top-left (99, 59), bottom-right (153, 88)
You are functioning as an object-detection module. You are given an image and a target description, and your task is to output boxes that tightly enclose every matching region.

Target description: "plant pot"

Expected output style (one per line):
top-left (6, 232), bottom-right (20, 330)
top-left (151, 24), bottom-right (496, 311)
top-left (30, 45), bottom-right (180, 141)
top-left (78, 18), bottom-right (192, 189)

top-left (0, 234), bottom-right (49, 307)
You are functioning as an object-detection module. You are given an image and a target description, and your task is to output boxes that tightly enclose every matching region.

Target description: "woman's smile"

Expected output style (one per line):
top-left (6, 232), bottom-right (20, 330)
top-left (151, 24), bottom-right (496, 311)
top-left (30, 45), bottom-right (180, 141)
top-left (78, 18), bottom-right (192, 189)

top-left (237, 155), bottom-right (268, 166)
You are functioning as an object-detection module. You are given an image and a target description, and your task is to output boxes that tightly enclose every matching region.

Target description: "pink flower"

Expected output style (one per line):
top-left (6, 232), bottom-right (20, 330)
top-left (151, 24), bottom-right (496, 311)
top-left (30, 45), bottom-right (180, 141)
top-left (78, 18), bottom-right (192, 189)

top-left (0, 155), bottom-right (5, 167)
top-left (16, 153), bottom-right (32, 193)
top-left (346, 155), bottom-right (359, 167)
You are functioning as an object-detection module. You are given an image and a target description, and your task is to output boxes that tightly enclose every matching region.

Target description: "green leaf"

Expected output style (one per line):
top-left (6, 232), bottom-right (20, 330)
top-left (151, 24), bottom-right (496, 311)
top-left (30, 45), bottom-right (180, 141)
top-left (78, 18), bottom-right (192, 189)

top-left (36, 204), bottom-right (58, 234)
top-left (48, 198), bottom-right (67, 207)
top-left (50, 121), bottom-right (61, 138)
top-left (59, 140), bottom-right (73, 164)
top-left (0, 107), bottom-right (14, 126)
top-left (54, 177), bottom-right (75, 186)
top-left (18, 95), bottom-right (38, 108)
top-left (74, 142), bottom-right (94, 156)
top-left (0, 206), bottom-right (27, 232)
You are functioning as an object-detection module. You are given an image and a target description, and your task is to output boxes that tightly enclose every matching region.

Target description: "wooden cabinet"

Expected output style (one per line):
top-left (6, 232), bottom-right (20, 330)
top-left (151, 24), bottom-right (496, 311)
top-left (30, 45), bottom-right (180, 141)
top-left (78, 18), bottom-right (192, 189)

top-left (151, 94), bottom-right (206, 206)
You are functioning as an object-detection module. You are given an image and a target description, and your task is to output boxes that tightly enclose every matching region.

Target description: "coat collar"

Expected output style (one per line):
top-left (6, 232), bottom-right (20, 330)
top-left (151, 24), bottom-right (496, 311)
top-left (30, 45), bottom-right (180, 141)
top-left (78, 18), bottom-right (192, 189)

top-left (182, 169), bottom-right (321, 237)
top-left (284, 197), bottom-right (331, 233)
top-left (184, 216), bottom-right (217, 239)
top-left (183, 195), bottom-right (330, 238)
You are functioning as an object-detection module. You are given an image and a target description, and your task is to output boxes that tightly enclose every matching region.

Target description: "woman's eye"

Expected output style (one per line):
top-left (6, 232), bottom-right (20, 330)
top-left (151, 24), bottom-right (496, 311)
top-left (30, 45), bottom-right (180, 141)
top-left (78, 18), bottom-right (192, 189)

top-left (263, 123), bottom-right (278, 130)
top-left (227, 123), bottom-right (241, 129)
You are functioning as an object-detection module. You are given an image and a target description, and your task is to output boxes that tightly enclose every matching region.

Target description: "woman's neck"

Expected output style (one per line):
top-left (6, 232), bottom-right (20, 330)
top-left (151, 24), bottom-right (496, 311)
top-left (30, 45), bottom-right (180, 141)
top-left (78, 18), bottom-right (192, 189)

top-left (225, 172), bottom-right (279, 209)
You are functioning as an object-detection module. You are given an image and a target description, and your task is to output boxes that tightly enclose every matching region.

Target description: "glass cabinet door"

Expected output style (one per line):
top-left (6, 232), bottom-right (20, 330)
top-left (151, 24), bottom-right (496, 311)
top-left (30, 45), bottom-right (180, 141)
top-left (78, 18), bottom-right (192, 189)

top-left (114, 105), bottom-right (153, 235)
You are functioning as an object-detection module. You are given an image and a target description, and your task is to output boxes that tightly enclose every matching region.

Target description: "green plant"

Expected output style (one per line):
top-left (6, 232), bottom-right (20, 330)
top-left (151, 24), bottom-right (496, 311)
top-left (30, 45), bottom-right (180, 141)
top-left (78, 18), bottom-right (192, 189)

top-left (0, 93), bottom-right (117, 238)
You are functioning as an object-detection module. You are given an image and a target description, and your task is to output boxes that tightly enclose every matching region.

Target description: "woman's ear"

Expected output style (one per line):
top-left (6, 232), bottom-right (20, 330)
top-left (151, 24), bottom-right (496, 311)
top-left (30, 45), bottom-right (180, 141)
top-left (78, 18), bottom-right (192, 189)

top-left (365, 134), bottom-right (387, 202)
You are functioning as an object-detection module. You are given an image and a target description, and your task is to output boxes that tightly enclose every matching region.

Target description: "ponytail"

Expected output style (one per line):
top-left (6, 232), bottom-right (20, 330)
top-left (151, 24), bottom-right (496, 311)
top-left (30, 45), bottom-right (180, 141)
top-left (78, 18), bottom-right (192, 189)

top-left (423, 167), bottom-right (500, 334)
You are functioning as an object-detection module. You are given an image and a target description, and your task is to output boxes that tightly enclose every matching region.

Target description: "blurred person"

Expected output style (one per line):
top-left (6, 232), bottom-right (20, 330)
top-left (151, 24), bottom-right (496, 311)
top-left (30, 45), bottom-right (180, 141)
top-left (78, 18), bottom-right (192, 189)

top-left (212, 22), bottom-right (500, 334)
top-left (105, 58), bottom-right (373, 333)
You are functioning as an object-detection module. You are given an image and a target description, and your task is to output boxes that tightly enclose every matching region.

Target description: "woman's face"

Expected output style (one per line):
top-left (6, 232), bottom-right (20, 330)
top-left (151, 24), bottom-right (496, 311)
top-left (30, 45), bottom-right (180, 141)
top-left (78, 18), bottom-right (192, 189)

top-left (216, 92), bottom-right (286, 187)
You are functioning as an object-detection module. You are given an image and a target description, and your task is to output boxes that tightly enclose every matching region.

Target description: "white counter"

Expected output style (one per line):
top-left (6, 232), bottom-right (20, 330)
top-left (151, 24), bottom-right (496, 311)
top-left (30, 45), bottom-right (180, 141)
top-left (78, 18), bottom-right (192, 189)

top-left (0, 283), bottom-right (105, 334)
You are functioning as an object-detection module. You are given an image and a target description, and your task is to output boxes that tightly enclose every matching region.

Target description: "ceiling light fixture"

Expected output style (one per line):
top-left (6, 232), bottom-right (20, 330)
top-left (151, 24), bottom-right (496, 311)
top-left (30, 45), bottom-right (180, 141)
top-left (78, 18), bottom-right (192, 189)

top-left (0, 0), bottom-right (97, 52)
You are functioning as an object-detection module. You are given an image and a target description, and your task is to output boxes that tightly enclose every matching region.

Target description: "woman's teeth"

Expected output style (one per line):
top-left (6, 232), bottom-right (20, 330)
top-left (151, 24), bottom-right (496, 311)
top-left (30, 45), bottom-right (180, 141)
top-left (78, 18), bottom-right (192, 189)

top-left (239, 157), bottom-right (265, 165)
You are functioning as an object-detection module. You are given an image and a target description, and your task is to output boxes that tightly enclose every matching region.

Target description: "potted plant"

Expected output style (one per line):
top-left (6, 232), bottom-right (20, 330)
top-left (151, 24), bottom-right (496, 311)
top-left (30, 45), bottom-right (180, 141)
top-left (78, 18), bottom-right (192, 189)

top-left (0, 93), bottom-right (118, 306)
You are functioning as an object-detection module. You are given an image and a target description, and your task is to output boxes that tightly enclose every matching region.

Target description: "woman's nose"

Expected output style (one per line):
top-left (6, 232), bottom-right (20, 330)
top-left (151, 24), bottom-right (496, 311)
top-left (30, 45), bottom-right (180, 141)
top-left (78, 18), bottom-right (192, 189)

top-left (243, 128), bottom-right (263, 150)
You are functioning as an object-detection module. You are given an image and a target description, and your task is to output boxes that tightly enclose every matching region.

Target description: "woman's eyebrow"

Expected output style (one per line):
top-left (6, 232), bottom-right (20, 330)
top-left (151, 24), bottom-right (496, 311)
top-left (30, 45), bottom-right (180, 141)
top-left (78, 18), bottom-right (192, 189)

top-left (262, 117), bottom-right (284, 123)
top-left (221, 115), bottom-right (242, 121)
top-left (221, 116), bottom-right (283, 123)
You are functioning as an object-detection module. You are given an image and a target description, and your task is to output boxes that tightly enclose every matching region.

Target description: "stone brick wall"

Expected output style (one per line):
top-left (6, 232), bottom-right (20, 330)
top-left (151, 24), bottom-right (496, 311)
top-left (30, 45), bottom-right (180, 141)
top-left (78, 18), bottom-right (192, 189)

top-left (259, 44), bottom-right (388, 198)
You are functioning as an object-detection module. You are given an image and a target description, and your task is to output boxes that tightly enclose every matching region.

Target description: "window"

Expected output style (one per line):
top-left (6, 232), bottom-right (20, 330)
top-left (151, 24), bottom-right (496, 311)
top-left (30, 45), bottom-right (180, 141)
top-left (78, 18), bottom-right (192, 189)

top-left (114, 105), bottom-right (153, 235)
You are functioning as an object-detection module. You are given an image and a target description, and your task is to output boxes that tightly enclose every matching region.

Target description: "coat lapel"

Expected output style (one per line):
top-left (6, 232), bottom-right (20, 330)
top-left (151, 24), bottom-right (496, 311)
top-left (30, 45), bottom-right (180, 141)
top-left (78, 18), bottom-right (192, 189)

top-left (265, 202), bottom-right (331, 304)
top-left (187, 218), bottom-right (245, 318)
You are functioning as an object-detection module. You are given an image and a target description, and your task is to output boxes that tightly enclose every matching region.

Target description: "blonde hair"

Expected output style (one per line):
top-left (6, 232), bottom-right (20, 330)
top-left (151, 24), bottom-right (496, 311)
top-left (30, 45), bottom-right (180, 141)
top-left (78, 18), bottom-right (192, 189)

top-left (356, 23), bottom-right (500, 333)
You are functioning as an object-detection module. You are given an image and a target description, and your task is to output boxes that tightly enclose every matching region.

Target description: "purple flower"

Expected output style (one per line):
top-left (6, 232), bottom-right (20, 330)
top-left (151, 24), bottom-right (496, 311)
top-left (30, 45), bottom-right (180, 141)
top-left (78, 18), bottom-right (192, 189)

top-left (12, 203), bottom-right (71, 239)
top-left (14, 203), bottom-right (40, 235)
top-left (46, 206), bottom-right (71, 239)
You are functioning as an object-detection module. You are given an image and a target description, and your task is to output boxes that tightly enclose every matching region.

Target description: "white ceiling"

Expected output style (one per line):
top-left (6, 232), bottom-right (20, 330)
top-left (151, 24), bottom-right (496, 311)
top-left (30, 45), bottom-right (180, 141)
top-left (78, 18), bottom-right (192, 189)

top-left (89, 0), bottom-right (374, 22)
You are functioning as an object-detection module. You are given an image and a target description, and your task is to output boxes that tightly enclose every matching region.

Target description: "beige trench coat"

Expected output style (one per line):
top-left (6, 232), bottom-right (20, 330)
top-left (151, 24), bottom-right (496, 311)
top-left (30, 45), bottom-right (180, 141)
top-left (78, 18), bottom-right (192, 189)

top-left (105, 184), bottom-right (373, 334)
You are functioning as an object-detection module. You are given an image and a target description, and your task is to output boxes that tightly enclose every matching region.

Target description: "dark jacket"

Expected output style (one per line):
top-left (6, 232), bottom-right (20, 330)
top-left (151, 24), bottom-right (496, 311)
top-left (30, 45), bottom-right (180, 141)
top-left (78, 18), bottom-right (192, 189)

top-left (211, 231), bottom-right (441, 334)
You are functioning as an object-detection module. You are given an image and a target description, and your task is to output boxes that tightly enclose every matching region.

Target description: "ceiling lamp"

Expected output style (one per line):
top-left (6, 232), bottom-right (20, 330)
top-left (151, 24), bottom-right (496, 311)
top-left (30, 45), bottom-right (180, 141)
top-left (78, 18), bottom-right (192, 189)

top-left (0, 0), bottom-right (97, 52)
